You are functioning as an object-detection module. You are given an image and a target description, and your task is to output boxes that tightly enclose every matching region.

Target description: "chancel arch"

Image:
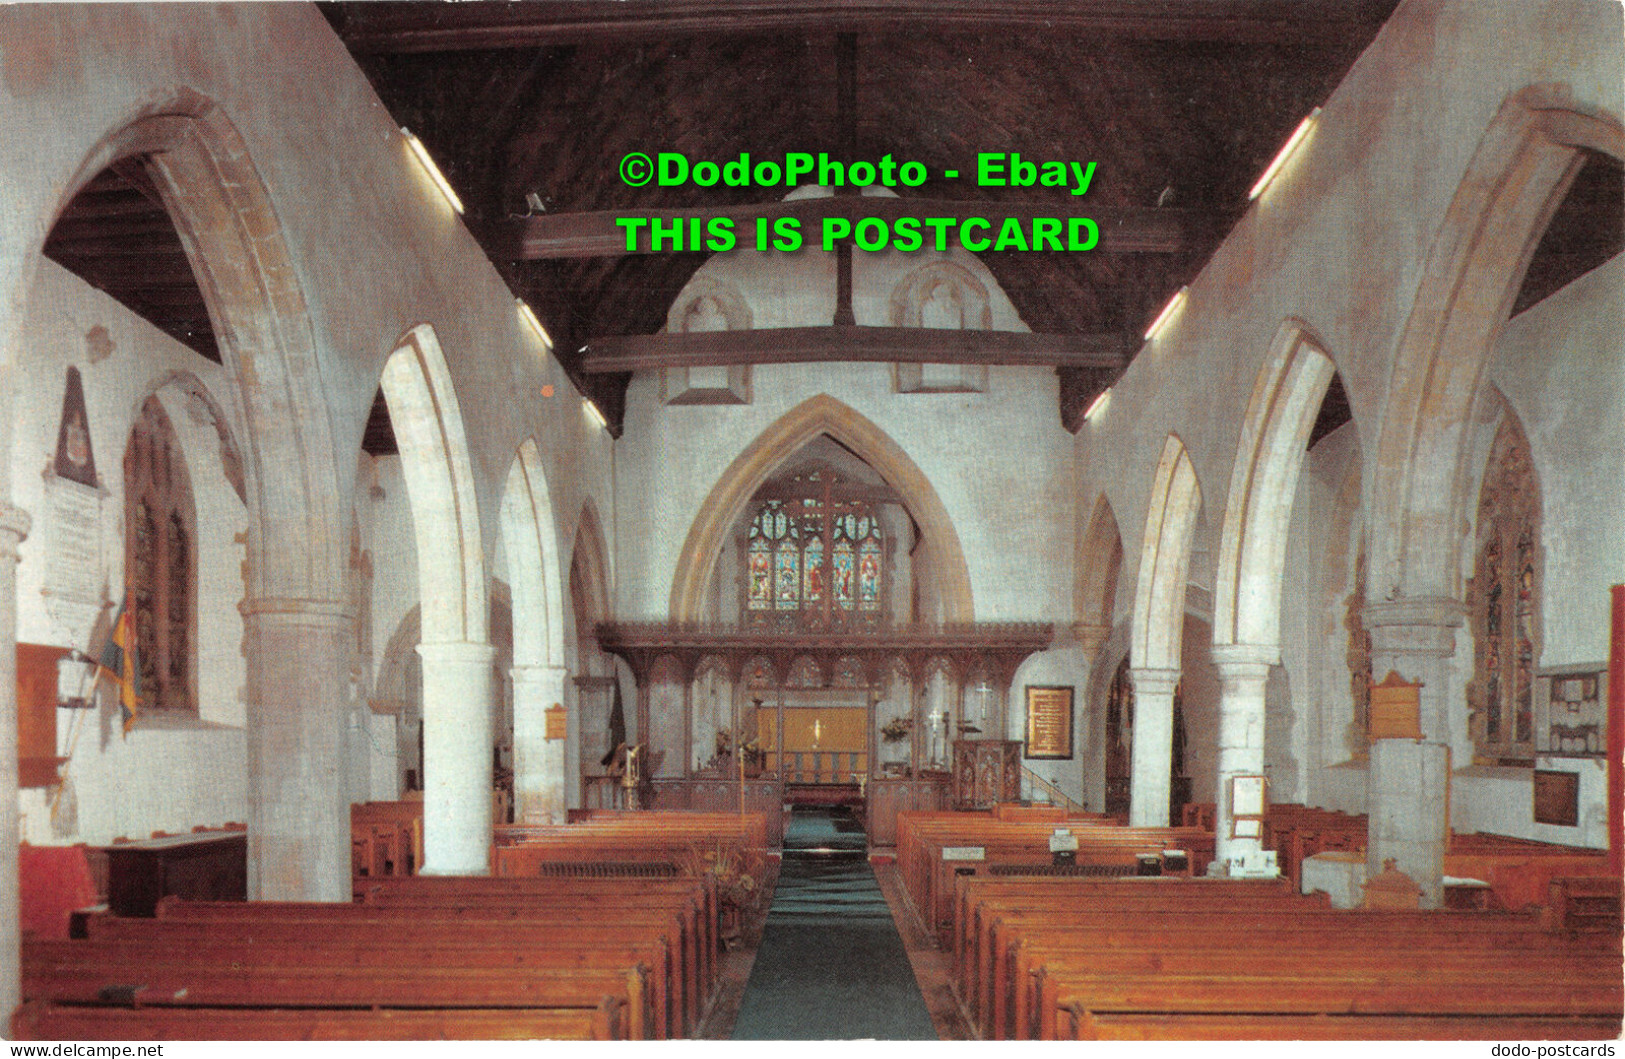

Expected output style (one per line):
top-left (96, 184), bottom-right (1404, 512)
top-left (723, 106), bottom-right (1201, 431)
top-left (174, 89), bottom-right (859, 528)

top-left (669, 394), bottom-right (973, 626)
top-left (1209, 322), bottom-right (1336, 868)
top-left (1128, 434), bottom-right (1203, 826)
top-left (378, 324), bottom-right (492, 875)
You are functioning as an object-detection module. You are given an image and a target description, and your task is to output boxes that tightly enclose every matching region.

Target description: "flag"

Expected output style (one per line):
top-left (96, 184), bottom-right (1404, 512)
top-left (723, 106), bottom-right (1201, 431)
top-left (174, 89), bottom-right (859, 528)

top-left (97, 595), bottom-right (141, 735)
top-left (599, 678), bottom-right (626, 767)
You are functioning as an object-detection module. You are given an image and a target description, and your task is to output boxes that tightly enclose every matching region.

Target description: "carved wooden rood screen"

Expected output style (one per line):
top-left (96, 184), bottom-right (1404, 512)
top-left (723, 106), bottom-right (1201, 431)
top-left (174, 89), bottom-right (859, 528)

top-left (594, 622), bottom-right (1054, 795)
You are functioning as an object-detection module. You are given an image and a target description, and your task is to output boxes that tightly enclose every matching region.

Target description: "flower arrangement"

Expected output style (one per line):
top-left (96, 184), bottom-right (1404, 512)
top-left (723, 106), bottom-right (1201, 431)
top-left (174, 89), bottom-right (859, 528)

top-left (880, 715), bottom-right (915, 743)
top-left (715, 727), bottom-right (765, 770)
top-left (681, 839), bottom-right (766, 947)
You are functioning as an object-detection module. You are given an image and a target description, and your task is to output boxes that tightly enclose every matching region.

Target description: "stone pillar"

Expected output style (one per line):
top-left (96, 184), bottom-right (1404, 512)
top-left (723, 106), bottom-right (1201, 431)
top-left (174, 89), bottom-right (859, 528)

top-left (418, 641), bottom-right (496, 874)
top-left (242, 598), bottom-right (353, 902)
top-left (1210, 644), bottom-right (1277, 872)
top-left (512, 663), bottom-right (569, 824)
top-left (0, 504), bottom-right (31, 1023)
top-left (1128, 667), bottom-right (1181, 827)
top-left (1363, 597), bottom-right (1464, 908)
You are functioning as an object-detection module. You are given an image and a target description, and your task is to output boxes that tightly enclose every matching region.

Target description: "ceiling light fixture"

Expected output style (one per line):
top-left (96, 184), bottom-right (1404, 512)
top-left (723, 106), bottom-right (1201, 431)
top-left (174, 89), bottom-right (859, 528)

top-left (402, 127), bottom-right (464, 215)
top-left (1144, 286), bottom-right (1188, 341)
top-left (1248, 107), bottom-right (1320, 201)
top-left (1082, 389), bottom-right (1111, 422)
top-left (583, 398), bottom-right (608, 430)
top-left (516, 298), bottom-right (553, 352)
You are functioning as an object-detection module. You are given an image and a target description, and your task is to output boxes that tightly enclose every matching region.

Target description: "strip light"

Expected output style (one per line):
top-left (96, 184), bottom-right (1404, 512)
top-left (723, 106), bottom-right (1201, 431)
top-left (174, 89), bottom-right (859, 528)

top-left (403, 127), bottom-right (464, 215)
top-left (517, 298), bottom-right (553, 352)
top-left (1248, 107), bottom-right (1320, 201)
top-left (1082, 389), bottom-right (1111, 422)
top-left (1143, 286), bottom-right (1188, 341)
top-left (583, 399), bottom-right (608, 430)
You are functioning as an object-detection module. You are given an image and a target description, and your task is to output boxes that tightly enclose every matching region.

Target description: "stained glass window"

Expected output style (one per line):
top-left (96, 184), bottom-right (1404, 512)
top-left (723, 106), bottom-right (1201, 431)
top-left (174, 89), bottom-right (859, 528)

top-left (124, 396), bottom-right (195, 714)
top-left (1470, 414), bottom-right (1540, 764)
top-left (742, 468), bottom-right (886, 632)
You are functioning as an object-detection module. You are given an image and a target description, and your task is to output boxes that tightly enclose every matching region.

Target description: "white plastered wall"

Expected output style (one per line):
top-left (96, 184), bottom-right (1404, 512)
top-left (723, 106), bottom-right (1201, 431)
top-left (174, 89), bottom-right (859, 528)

top-left (10, 261), bottom-right (248, 844)
top-left (1448, 252), bottom-right (1624, 847)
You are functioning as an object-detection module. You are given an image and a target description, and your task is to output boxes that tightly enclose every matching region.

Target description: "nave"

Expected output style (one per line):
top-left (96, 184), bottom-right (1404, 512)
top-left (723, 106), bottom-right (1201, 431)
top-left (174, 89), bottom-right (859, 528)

top-left (10, 800), bottom-right (1619, 1041)
top-left (0, 1), bottom-right (1621, 1042)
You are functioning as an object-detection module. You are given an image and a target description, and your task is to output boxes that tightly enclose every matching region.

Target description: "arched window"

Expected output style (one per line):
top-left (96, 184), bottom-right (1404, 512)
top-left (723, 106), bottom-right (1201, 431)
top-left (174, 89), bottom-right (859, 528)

top-left (124, 396), bottom-right (195, 713)
top-left (1469, 413), bottom-right (1540, 765)
top-left (743, 467), bottom-right (886, 633)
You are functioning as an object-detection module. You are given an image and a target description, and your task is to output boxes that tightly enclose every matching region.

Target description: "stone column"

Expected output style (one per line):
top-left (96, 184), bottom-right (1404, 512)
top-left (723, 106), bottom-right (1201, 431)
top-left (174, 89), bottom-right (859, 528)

top-left (1128, 667), bottom-right (1181, 826)
top-left (0, 504), bottom-right (31, 1023)
top-left (1210, 644), bottom-right (1277, 872)
top-left (418, 641), bottom-right (495, 874)
top-left (1363, 597), bottom-right (1464, 908)
top-left (512, 663), bottom-right (569, 824)
top-left (241, 598), bottom-right (353, 902)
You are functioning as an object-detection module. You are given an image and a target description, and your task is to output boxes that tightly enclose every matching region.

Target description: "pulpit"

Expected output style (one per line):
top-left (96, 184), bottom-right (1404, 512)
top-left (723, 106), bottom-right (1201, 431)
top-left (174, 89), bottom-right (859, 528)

top-left (952, 739), bottom-right (1021, 810)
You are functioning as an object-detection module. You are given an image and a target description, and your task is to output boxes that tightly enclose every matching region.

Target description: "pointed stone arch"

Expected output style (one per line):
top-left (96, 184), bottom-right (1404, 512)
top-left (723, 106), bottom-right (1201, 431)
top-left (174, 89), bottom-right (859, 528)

top-left (669, 394), bottom-right (974, 624)
top-left (50, 87), bottom-right (349, 602)
top-left (380, 323), bottom-right (492, 874)
top-left (572, 498), bottom-right (614, 629)
top-left (500, 439), bottom-right (570, 822)
top-left (380, 324), bottom-right (487, 648)
top-left (1213, 321), bottom-right (1337, 651)
top-left (1208, 321), bottom-right (1336, 866)
top-left (1075, 493), bottom-right (1123, 660)
top-left (20, 89), bottom-right (353, 908)
top-left (500, 439), bottom-right (567, 669)
top-left (1127, 435), bottom-right (1203, 827)
top-left (1369, 86), bottom-right (1623, 603)
top-left (1131, 436), bottom-right (1204, 672)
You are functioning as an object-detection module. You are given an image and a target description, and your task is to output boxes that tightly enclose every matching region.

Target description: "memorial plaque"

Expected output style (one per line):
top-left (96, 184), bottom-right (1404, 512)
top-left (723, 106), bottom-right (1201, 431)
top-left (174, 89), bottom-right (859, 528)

top-left (1024, 685), bottom-right (1073, 759)
top-left (544, 703), bottom-right (567, 741)
top-left (1369, 670), bottom-right (1424, 741)
top-left (41, 475), bottom-right (103, 648)
top-left (1533, 769), bottom-right (1580, 827)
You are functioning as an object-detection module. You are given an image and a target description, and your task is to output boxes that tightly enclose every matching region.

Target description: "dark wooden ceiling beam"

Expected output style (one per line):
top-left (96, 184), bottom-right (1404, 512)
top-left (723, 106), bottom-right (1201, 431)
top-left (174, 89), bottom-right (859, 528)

top-left (335, 0), bottom-right (1397, 52)
top-left (579, 325), bottom-right (1131, 373)
top-left (482, 200), bottom-right (1222, 259)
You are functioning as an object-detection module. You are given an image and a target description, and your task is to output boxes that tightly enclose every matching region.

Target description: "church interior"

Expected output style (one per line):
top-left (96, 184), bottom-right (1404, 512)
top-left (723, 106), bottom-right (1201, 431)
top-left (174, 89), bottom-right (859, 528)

top-left (0, 0), bottom-right (1621, 1042)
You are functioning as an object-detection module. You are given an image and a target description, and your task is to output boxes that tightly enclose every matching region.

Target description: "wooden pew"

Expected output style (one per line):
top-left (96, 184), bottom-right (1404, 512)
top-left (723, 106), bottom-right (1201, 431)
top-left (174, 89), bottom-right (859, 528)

top-left (13, 1000), bottom-right (622, 1041)
top-left (78, 912), bottom-right (678, 1038)
top-left (895, 810), bottom-right (1214, 942)
top-left (354, 875), bottom-right (714, 1029)
top-left (350, 801), bottom-right (423, 878)
top-left (1067, 1008), bottom-right (1623, 1040)
top-left (23, 938), bottom-right (654, 1039)
top-left (945, 872), bottom-right (1620, 1041)
top-left (1040, 958), bottom-right (1621, 1041)
top-left (159, 890), bottom-right (701, 1038)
